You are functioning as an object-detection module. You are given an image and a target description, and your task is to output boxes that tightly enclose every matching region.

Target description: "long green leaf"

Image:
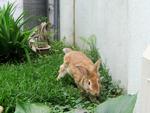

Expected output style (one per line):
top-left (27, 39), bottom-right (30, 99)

top-left (0, 2), bottom-right (31, 62)
top-left (14, 102), bottom-right (51, 113)
top-left (95, 95), bottom-right (137, 113)
top-left (18, 16), bottom-right (32, 28)
top-left (24, 48), bottom-right (31, 64)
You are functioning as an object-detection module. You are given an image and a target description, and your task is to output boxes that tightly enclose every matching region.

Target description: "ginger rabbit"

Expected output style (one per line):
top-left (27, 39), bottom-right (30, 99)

top-left (57, 48), bottom-right (101, 97)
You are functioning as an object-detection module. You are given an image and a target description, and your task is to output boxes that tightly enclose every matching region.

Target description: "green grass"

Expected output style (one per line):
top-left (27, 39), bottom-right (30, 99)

top-left (0, 53), bottom-right (97, 113)
top-left (0, 41), bottom-right (123, 113)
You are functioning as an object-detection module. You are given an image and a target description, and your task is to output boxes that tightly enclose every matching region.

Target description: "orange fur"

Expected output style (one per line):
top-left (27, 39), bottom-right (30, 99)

top-left (57, 48), bottom-right (101, 96)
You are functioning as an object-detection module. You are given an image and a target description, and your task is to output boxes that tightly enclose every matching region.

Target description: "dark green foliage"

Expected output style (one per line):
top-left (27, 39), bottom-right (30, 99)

top-left (99, 64), bottom-right (123, 102)
top-left (50, 41), bottom-right (66, 54)
top-left (0, 3), bottom-right (31, 63)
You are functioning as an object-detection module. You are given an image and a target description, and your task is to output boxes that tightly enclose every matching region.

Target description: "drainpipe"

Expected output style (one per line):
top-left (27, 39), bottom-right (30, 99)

top-left (73, 0), bottom-right (76, 46)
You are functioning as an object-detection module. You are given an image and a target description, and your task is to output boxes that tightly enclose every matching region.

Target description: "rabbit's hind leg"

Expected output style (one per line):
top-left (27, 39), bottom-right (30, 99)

top-left (57, 64), bottom-right (67, 80)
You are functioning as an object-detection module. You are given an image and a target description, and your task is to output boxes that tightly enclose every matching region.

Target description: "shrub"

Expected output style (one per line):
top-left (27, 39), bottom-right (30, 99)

top-left (0, 3), bottom-right (31, 63)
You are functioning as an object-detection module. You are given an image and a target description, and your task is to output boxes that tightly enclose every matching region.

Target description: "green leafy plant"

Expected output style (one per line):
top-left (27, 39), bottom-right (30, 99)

top-left (15, 101), bottom-right (51, 113)
top-left (14, 95), bottom-right (137, 113)
top-left (95, 94), bottom-right (137, 113)
top-left (50, 41), bottom-right (66, 54)
top-left (99, 64), bottom-right (123, 102)
top-left (0, 3), bottom-right (31, 62)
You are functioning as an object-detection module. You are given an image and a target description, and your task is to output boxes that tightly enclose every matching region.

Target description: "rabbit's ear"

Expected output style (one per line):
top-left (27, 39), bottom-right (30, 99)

top-left (94, 59), bottom-right (101, 72)
top-left (76, 65), bottom-right (89, 76)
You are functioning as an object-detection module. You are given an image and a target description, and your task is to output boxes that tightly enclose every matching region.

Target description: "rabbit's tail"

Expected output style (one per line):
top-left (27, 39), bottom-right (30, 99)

top-left (63, 48), bottom-right (72, 54)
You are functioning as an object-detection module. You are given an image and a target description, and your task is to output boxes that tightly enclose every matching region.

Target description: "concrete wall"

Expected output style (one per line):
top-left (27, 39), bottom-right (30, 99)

top-left (77, 0), bottom-right (129, 89)
top-left (60, 0), bottom-right (129, 89)
top-left (134, 46), bottom-right (150, 113)
top-left (0, 0), bottom-right (23, 19)
top-left (60, 0), bottom-right (150, 93)
top-left (128, 0), bottom-right (150, 112)
top-left (60, 0), bottom-right (74, 45)
top-left (128, 0), bottom-right (150, 94)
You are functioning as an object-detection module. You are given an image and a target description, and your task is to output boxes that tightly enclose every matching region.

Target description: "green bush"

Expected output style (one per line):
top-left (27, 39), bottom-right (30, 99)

top-left (0, 3), bottom-right (31, 63)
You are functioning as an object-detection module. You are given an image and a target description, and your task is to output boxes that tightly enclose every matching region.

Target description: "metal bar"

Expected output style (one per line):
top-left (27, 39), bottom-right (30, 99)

top-left (54, 0), bottom-right (60, 40)
top-left (73, 0), bottom-right (76, 46)
top-left (23, 0), bottom-right (47, 29)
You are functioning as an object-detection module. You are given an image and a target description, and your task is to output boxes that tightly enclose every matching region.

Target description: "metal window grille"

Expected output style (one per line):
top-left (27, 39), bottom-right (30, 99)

top-left (23, 0), bottom-right (60, 40)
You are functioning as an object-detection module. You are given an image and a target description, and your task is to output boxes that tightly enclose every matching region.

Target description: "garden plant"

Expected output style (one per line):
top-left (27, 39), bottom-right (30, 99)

top-left (0, 3), bottom-right (31, 63)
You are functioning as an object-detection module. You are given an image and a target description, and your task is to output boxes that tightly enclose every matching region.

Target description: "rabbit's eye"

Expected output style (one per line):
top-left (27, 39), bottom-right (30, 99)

top-left (88, 81), bottom-right (91, 85)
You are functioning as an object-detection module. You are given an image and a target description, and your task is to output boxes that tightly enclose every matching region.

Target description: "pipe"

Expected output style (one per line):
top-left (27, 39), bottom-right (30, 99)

top-left (73, 0), bottom-right (76, 46)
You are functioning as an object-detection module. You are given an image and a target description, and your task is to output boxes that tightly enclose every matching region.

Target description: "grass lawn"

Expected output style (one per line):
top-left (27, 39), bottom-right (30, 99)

top-left (0, 41), bottom-right (123, 113)
top-left (0, 42), bottom-right (98, 113)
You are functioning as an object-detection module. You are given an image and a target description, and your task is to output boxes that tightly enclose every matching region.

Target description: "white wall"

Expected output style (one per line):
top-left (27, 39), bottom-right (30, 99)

top-left (60, 0), bottom-right (129, 89)
top-left (60, 0), bottom-right (74, 45)
top-left (0, 0), bottom-right (23, 19)
top-left (60, 0), bottom-right (150, 93)
top-left (48, 0), bottom-right (54, 25)
top-left (134, 46), bottom-right (150, 113)
top-left (128, 0), bottom-right (150, 112)
top-left (128, 0), bottom-right (150, 94)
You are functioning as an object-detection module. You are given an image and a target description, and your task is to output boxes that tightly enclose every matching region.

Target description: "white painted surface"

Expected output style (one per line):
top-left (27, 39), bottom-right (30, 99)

top-left (143, 46), bottom-right (150, 61)
top-left (128, 0), bottom-right (150, 94)
top-left (76, 0), bottom-right (129, 89)
top-left (135, 46), bottom-right (150, 113)
top-left (60, 0), bottom-right (129, 89)
top-left (60, 0), bottom-right (73, 45)
top-left (0, 0), bottom-right (23, 19)
top-left (48, 0), bottom-right (54, 25)
top-left (60, 0), bottom-right (150, 94)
